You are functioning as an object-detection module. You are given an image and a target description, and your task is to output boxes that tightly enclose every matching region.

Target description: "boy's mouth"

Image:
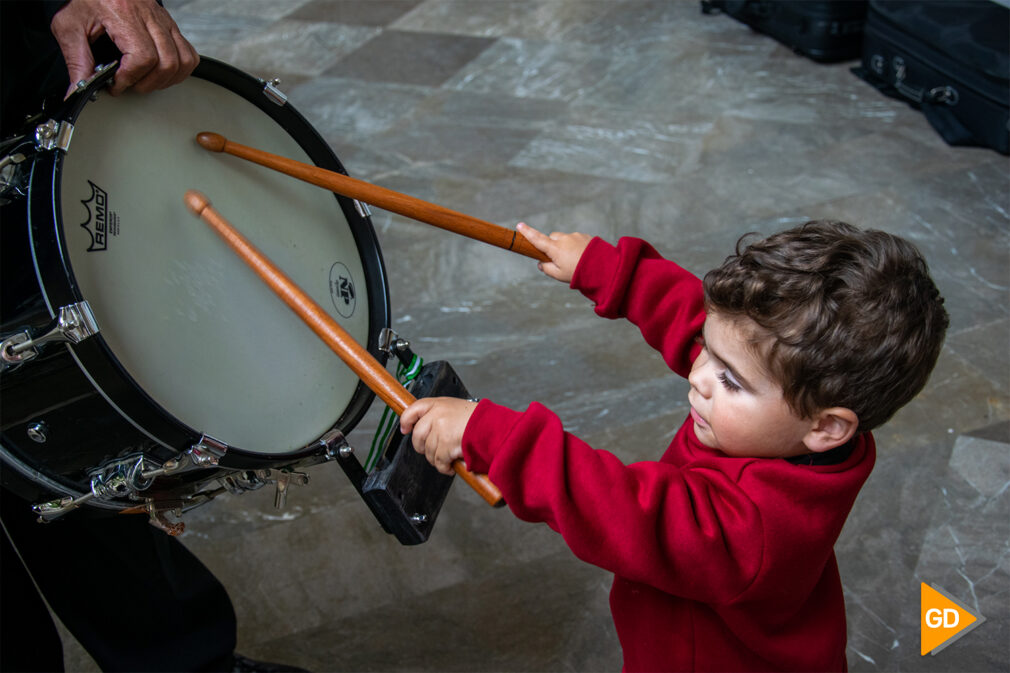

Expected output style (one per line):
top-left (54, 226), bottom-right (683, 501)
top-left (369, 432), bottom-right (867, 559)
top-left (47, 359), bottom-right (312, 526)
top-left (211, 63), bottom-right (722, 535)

top-left (690, 407), bottom-right (709, 430)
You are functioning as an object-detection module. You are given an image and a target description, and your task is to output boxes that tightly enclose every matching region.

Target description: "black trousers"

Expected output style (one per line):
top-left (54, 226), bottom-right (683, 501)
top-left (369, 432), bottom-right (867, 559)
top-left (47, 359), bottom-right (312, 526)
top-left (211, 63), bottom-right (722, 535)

top-left (2, 4), bottom-right (238, 669)
top-left (1, 487), bottom-right (237, 672)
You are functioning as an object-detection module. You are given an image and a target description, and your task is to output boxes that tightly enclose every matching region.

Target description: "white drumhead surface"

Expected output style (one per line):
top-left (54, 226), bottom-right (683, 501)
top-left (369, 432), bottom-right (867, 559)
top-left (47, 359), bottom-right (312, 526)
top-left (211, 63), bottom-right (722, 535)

top-left (60, 77), bottom-right (373, 454)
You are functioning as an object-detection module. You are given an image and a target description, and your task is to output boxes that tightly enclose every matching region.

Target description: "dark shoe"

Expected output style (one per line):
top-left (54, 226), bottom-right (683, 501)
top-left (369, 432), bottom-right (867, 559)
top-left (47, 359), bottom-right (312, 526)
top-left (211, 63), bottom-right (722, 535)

top-left (231, 653), bottom-right (309, 672)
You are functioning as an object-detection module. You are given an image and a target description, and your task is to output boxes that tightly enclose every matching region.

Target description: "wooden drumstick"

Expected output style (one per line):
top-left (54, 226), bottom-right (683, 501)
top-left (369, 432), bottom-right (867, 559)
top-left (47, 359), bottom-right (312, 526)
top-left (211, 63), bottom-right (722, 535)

top-left (183, 190), bottom-right (504, 508)
top-left (195, 131), bottom-right (548, 263)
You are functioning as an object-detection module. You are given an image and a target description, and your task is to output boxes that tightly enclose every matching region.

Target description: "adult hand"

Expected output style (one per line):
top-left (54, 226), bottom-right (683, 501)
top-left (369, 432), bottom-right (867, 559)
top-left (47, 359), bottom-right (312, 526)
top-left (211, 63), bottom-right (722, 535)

top-left (51, 0), bottom-right (199, 96)
top-left (516, 222), bottom-right (592, 284)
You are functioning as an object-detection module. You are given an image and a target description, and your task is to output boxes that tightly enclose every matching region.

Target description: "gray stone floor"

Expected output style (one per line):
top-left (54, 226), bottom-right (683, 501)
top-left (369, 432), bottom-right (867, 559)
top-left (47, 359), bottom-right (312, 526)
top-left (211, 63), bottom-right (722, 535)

top-left (63, 1), bottom-right (1009, 670)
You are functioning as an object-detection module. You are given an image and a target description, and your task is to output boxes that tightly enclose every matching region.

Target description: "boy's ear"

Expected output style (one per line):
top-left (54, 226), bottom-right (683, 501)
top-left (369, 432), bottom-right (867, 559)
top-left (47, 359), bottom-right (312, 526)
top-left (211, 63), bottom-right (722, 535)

top-left (803, 408), bottom-right (859, 453)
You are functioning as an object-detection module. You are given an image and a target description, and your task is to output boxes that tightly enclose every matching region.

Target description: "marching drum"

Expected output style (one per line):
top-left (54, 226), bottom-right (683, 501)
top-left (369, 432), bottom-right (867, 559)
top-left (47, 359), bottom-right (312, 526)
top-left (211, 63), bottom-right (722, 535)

top-left (0, 59), bottom-right (390, 524)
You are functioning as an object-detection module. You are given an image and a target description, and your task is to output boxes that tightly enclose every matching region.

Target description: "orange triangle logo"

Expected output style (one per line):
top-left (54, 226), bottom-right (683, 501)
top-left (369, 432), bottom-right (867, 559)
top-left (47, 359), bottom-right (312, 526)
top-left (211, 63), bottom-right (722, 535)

top-left (921, 583), bottom-right (985, 655)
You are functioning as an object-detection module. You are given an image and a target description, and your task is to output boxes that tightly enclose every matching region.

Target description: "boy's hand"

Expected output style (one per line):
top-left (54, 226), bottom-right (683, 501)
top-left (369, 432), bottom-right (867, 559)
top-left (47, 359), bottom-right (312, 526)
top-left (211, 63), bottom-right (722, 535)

top-left (400, 397), bottom-right (479, 475)
top-left (516, 223), bottom-right (592, 284)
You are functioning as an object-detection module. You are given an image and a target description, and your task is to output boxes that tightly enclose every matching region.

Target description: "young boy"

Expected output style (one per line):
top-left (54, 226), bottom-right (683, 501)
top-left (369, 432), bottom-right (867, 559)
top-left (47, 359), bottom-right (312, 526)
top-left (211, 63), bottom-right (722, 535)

top-left (400, 220), bottom-right (949, 671)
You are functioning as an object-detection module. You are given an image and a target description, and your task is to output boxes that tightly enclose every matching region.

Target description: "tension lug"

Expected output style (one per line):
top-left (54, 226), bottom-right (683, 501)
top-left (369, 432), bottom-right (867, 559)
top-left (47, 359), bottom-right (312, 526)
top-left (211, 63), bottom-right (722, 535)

top-left (1, 301), bottom-right (99, 372)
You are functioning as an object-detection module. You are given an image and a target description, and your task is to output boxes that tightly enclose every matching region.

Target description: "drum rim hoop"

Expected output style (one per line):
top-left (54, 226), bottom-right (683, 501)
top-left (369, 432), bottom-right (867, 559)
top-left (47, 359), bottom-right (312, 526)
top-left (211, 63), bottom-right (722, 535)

top-left (24, 56), bottom-right (391, 463)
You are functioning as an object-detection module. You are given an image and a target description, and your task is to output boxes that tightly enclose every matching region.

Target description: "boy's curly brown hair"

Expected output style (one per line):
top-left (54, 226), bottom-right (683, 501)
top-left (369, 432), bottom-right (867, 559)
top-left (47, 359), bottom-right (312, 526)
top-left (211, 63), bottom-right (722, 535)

top-left (702, 220), bottom-right (949, 432)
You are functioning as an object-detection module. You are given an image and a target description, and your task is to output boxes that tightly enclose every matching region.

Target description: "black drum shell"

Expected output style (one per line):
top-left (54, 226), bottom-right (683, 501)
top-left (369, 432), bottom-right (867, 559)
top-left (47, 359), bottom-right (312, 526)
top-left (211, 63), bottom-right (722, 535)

top-left (0, 58), bottom-right (390, 506)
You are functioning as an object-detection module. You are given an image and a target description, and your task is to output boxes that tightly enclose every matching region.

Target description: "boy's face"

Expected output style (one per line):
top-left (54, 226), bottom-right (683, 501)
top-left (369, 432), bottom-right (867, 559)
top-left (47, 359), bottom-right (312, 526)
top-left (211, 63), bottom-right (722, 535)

top-left (687, 312), bottom-right (814, 458)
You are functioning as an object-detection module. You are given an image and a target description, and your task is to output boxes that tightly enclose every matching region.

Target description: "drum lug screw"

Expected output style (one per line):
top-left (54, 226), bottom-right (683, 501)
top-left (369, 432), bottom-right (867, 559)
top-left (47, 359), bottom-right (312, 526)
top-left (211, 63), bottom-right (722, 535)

top-left (317, 428), bottom-right (352, 460)
top-left (27, 421), bottom-right (49, 444)
top-left (324, 444), bottom-right (354, 460)
top-left (409, 513), bottom-right (428, 525)
top-left (262, 78), bottom-right (288, 106)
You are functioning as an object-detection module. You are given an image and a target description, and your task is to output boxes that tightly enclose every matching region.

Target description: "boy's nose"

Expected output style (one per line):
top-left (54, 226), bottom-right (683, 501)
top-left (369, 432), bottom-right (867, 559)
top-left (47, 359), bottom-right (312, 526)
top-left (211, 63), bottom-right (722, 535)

top-left (688, 362), bottom-right (709, 398)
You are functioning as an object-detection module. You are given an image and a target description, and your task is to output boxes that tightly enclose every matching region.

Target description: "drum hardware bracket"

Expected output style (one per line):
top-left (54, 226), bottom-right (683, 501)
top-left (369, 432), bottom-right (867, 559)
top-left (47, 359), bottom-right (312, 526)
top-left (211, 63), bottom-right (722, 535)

top-left (215, 466), bottom-right (309, 509)
top-left (27, 421), bottom-right (49, 444)
top-left (1, 301), bottom-right (99, 372)
top-left (134, 488), bottom-right (227, 536)
top-left (72, 61), bottom-right (119, 99)
top-left (132, 499), bottom-right (186, 536)
top-left (262, 78), bottom-right (288, 106)
top-left (33, 491), bottom-right (96, 522)
top-left (354, 200), bottom-right (371, 219)
top-left (317, 428), bottom-right (353, 460)
top-left (188, 434), bottom-right (228, 466)
top-left (147, 505), bottom-right (186, 536)
top-left (273, 469), bottom-right (309, 509)
top-left (220, 469), bottom-right (272, 495)
top-left (127, 454), bottom-right (189, 492)
top-left (0, 150), bottom-right (30, 203)
top-left (30, 454), bottom-right (185, 522)
top-left (0, 133), bottom-right (27, 157)
top-left (378, 328), bottom-right (414, 367)
top-left (91, 454), bottom-right (180, 498)
top-left (35, 439), bottom-right (226, 522)
top-left (34, 119), bottom-right (74, 153)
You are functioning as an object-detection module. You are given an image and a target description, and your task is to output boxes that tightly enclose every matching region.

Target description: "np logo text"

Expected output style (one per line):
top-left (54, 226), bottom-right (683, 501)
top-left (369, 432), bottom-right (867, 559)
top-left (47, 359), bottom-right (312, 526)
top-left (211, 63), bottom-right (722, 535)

top-left (329, 262), bottom-right (356, 318)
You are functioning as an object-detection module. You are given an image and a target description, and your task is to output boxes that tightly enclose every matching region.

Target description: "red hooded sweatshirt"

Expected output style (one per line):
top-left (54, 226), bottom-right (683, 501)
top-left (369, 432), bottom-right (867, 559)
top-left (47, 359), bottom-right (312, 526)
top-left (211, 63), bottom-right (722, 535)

top-left (461, 237), bottom-right (875, 671)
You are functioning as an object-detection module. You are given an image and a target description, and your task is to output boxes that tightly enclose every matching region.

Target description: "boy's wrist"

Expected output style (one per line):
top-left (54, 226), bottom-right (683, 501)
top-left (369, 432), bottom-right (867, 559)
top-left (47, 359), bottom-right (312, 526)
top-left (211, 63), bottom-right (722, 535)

top-left (570, 236), bottom-right (616, 295)
top-left (461, 399), bottom-right (524, 475)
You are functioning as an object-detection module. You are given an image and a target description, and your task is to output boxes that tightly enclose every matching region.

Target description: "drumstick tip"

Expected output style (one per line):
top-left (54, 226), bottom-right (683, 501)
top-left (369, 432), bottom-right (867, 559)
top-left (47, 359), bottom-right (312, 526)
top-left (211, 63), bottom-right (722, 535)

top-left (196, 131), bottom-right (226, 152)
top-left (183, 190), bottom-right (210, 216)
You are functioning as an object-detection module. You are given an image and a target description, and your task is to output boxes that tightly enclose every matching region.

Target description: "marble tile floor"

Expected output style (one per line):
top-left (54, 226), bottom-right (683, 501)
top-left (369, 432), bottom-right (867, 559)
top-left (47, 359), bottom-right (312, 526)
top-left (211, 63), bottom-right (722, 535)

top-left (59, 1), bottom-right (1008, 671)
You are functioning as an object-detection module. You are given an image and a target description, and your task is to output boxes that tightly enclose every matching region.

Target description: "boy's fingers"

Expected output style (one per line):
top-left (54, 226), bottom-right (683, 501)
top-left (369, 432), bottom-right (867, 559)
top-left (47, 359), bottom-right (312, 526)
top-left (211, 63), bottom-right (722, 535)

top-left (422, 414), bottom-right (448, 471)
top-left (401, 397), bottom-right (472, 474)
top-left (416, 417), bottom-right (442, 468)
top-left (400, 397), bottom-right (436, 434)
top-left (407, 414), bottom-right (427, 454)
top-left (520, 223), bottom-right (571, 282)
top-left (537, 261), bottom-right (567, 282)
top-left (431, 435), bottom-right (458, 474)
top-left (435, 454), bottom-right (455, 475)
top-left (516, 222), bottom-right (554, 254)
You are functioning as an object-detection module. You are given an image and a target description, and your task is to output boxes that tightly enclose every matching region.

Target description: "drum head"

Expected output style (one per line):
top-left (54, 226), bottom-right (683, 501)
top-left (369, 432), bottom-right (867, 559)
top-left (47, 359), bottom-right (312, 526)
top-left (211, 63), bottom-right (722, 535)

top-left (47, 60), bottom-right (387, 455)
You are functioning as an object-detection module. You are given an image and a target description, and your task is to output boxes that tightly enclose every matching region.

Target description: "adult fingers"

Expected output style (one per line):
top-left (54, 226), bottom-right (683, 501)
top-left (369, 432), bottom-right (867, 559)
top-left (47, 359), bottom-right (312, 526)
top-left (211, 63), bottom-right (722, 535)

top-left (169, 25), bottom-right (200, 83)
top-left (57, 29), bottom-right (98, 98)
top-left (104, 2), bottom-right (197, 94)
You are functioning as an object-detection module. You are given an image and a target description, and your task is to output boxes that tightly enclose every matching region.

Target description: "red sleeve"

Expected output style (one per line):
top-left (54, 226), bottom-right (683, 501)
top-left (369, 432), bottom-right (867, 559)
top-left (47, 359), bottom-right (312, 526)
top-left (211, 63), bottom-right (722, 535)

top-left (570, 236), bottom-right (706, 378)
top-left (463, 400), bottom-right (764, 604)
top-left (464, 399), bottom-right (875, 606)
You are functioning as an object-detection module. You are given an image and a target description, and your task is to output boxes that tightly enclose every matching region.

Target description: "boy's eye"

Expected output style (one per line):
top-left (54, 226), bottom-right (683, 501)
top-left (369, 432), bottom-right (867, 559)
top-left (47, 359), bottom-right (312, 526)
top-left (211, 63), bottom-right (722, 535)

top-left (717, 371), bottom-right (742, 392)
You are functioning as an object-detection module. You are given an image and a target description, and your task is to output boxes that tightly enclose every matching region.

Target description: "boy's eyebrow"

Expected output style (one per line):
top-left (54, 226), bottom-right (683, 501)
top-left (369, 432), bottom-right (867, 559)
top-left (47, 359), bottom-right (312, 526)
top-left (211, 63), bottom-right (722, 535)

top-left (702, 324), bottom-right (756, 392)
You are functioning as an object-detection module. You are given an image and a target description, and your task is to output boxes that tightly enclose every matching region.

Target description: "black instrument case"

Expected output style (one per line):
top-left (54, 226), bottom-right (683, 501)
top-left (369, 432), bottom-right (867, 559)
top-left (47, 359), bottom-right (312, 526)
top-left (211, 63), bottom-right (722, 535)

top-left (853, 1), bottom-right (1009, 155)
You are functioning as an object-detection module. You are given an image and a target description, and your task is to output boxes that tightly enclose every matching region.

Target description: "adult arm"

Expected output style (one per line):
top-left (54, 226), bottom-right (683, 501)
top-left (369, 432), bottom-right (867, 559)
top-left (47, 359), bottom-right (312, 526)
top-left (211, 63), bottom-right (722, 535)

top-left (50, 0), bottom-right (198, 96)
